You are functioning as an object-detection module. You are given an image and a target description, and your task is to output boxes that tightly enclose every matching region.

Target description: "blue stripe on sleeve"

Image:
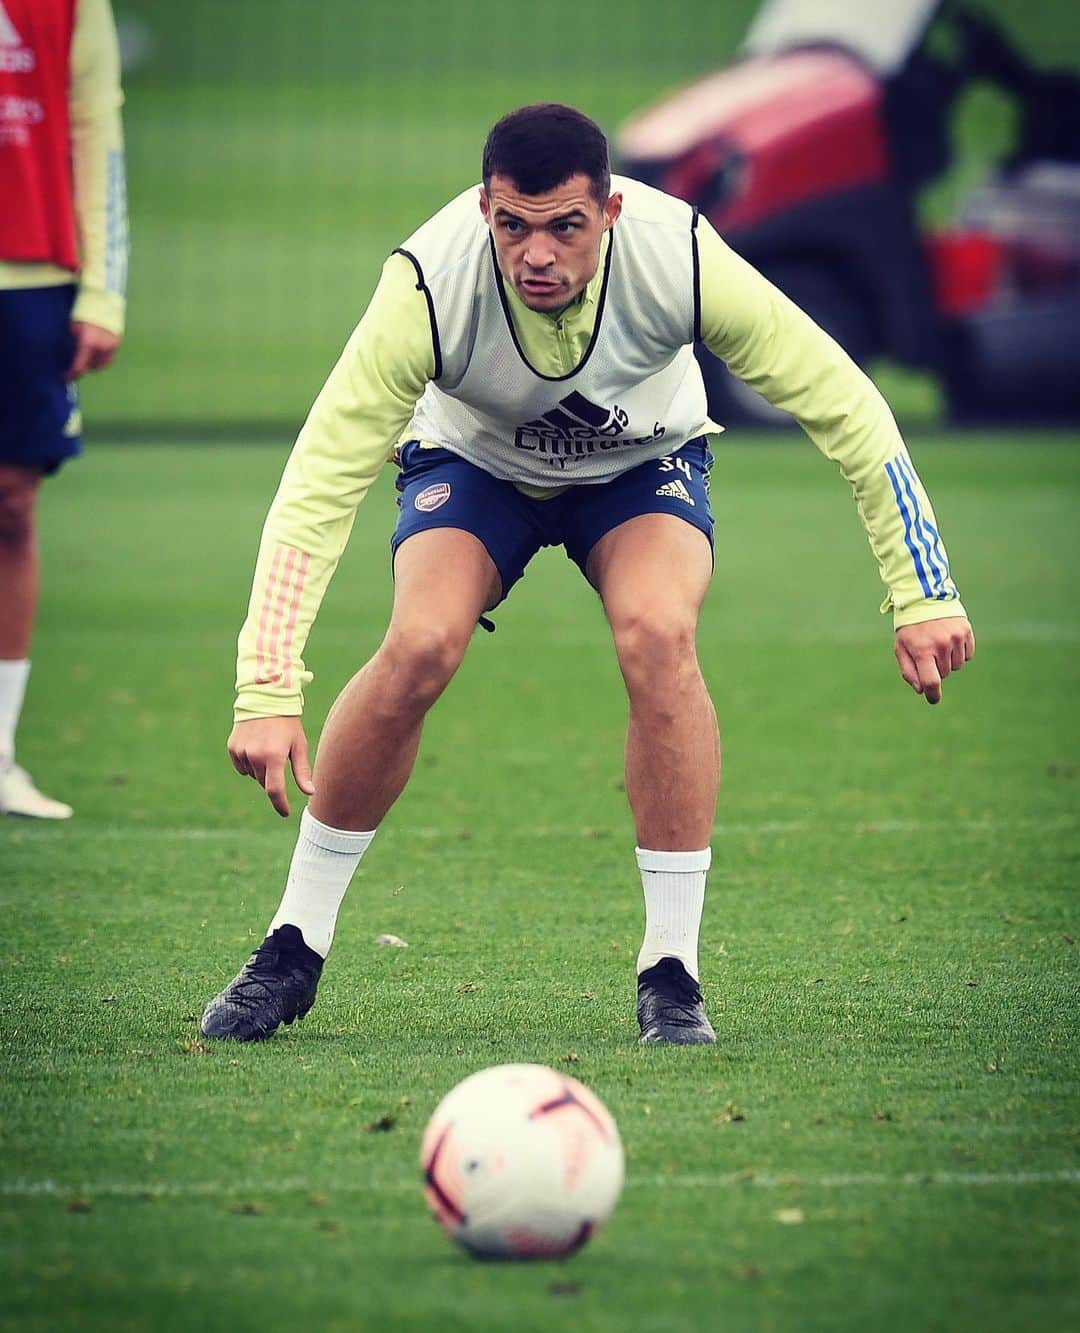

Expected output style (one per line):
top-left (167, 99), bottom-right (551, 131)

top-left (893, 454), bottom-right (945, 594)
top-left (917, 513), bottom-right (955, 599)
top-left (895, 455), bottom-right (956, 599)
top-left (885, 459), bottom-right (933, 598)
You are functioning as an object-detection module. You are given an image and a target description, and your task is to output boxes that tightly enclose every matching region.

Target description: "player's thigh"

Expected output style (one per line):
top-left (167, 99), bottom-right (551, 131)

top-left (391, 442), bottom-right (546, 616)
top-left (389, 526), bottom-right (502, 637)
top-left (0, 287), bottom-right (81, 473)
top-left (574, 439), bottom-right (715, 622)
top-left (588, 513), bottom-right (713, 630)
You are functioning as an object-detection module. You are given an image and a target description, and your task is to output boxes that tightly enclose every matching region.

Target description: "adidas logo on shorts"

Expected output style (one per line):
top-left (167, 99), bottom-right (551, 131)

top-left (655, 478), bottom-right (694, 506)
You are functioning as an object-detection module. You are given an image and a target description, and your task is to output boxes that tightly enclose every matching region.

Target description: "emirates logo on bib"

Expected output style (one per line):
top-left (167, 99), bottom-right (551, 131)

top-left (415, 482), bottom-right (451, 512)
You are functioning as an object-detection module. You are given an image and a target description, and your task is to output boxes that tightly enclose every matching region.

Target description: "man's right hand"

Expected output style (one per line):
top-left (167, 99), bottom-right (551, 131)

top-left (228, 716), bottom-right (315, 818)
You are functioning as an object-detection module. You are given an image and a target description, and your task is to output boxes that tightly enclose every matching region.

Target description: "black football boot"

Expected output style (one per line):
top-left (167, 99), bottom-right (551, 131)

top-left (636, 957), bottom-right (716, 1045)
top-left (201, 925), bottom-right (324, 1042)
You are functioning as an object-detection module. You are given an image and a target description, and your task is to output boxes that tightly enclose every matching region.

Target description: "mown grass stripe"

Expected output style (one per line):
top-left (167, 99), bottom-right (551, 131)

top-left (3, 815), bottom-right (1076, 843)
top-left (4, 1170), bottom-right (1078, 1200)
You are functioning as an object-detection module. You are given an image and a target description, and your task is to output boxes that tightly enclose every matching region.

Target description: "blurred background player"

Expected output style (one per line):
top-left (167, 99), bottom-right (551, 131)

top-left (0, 0), bottom-right (128, 818)
top-left (201, 104), bottom-right (974, 1047)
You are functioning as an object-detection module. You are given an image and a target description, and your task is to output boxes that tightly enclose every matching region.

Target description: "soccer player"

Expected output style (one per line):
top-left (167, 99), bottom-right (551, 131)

top-left (0, 0), bottom-right (128, 819)
top-left (202, 104), bottom-right (974, 1044)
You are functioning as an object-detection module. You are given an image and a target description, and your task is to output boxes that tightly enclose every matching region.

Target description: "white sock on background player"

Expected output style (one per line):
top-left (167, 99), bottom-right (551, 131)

top-left (0, 659), bottom-right (30, 770)
top-left (635, 846), bottom-right (711, 981)
top-left (267, 808), bottom-right (375, 957)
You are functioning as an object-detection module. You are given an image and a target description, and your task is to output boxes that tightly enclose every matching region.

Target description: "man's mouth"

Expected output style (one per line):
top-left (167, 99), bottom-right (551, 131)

top-left (520, 276), bottom-right (561, 294)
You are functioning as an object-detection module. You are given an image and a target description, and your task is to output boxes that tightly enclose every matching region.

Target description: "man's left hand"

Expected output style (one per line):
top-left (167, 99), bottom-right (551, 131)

top-left (894, 616), bottom-right (975, 705)
top-left (66, 322), bottom-right (121, 380)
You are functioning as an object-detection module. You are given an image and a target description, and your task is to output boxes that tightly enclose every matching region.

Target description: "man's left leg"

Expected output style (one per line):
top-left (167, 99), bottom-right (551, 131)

top-left (586, 513), bottom-right (719, 1043)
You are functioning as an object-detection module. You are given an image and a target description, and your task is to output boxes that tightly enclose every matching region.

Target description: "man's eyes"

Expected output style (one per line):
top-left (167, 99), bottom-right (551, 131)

top-left (500, 220), bottom-right (578, 236)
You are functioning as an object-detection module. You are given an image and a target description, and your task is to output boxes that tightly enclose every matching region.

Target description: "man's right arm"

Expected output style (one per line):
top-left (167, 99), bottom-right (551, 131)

top-left (233, 253), bottom-right (435, 723)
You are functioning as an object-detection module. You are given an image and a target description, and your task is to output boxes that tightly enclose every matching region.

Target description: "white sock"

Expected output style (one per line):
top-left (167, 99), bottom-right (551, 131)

top-left (635, 845), bottom-right (711, 981)
top-left (0, 659), bottom-right (31, 769)
top-left (267, 808), bottom-right (376, 958)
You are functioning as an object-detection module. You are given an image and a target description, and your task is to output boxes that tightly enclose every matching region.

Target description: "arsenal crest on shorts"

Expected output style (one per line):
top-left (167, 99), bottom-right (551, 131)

top-left (414, 482), bottom-right (451, 512)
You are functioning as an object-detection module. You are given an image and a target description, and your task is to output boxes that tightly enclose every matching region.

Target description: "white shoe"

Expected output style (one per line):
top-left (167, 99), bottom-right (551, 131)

top-left (0, 764), bottom-right (73, 819)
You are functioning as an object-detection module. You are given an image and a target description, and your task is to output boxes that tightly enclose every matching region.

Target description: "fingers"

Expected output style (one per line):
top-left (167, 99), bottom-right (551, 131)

top-left (290, 734), bottom-right (316, 797)
top-left (65, 324), bottom-right (120, 380)
top-left (228, 718), bottom-right (309, 817)
top-left (895, 617), bottom-right (975, 706)
top-left (86, 341), bottom-right (117, 373)
top-left (896, 639), bottom-right (943, 704)
top-left (65, 332), bottom-right (93, 381)
top-left (238, 753), bottom-right (289, 817)
top-left (263, 757), bottom-right (290, 818)
top-left (890, 637), bottom-right (944, 703)
top-left (894, 639), bottom-right (923, 695)
top-left (916, 653), bottom-right (943, 705)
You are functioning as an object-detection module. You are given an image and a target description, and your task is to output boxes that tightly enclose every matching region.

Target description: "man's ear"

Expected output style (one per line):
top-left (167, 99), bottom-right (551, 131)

top-left (479, 186), bottom-right (491, 224)
top-left (604, 191), bottom-right (623, 230)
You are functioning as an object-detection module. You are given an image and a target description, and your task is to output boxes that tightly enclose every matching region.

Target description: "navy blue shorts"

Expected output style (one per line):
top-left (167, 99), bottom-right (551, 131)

top-left (391, 436), bottom-right (714, 604)
top-left (0, 286), bottom-right (82, 474)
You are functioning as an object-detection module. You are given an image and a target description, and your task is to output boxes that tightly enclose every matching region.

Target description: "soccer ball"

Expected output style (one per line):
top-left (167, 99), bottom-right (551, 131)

top-left (420, 1063), bottom-right (624, 1260)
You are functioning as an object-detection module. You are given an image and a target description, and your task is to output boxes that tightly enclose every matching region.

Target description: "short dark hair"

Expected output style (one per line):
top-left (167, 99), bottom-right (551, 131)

top-left (482, 104), bottom-right (611, 204)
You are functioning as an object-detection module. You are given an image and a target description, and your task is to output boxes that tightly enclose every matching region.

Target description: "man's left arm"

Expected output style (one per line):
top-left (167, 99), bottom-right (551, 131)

top-left (67, 0), bottom-right (128, 377)
top-left (696, 219), bottom-right (974, 704)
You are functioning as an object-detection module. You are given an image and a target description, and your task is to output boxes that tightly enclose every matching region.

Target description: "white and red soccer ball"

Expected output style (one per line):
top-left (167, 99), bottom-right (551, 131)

top-left (420, 1063), bottom-right (624, 1260)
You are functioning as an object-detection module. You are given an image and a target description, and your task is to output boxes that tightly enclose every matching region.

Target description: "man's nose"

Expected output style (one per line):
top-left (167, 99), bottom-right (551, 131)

top-left (523, 234), bottom-right (555, 270)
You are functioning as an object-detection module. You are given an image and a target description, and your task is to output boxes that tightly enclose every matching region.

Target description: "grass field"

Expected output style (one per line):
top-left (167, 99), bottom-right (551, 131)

top-left (2, 434), bottom-right (1078, 1332)
top-left (81, 0), bottom-right (1080, 430)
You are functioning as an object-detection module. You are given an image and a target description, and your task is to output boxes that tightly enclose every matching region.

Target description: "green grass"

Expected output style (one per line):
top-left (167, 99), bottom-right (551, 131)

top-left (83, 0), bottom-right (1080, 429)
top-left (2, 434), bottom-right (1078, 1331)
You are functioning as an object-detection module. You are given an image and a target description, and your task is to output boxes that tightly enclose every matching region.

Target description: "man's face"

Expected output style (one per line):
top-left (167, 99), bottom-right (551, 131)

top-left (480, 173), bottom-right (622, 313)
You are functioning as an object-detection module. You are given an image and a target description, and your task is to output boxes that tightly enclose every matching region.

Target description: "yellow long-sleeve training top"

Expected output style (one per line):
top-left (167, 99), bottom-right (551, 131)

top-left (0, 0), bottom-right (128, 334)
top-left (234, 214), bottom-right (965, 720)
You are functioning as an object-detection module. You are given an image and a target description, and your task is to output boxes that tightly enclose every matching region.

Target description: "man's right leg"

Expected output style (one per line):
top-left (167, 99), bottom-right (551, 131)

top-left (0, 463), bottom-right (41, 665)
top-left (308, 526), bottom-right (500, 831)
top-left (0, 463), bottom-right (72, 819)
top-left (202, 528), bottom-right (501, 1040)
top-left (0, 466), bottom-right (42, 793)
top-left (0, 288), bottom-right (79, 819)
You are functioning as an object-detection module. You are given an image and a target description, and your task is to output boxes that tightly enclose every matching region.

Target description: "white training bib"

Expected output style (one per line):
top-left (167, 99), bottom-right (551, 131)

top-left (398, 175), bottom-right (711, 487)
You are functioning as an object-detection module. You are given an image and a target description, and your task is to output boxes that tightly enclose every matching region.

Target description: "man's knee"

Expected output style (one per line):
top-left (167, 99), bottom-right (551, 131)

top-left (378, 620), bottom-right (473, 708)
top-left (0, 472), bottom-right (39, 548)
top-left (611, 608), bottom-right (699, 687)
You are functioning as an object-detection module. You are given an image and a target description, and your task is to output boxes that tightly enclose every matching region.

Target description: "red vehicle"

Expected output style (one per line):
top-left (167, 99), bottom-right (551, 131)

top-left (617, 0), bottom-right (1080, 424)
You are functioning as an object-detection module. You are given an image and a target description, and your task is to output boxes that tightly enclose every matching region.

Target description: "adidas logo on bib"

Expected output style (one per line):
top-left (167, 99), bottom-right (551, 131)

top-left (0, 1), bottom-right (34, 73)
top-left (514, 391), bottom-right (667, 472)
top-left (655, 478), bottom-right (694, 506)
